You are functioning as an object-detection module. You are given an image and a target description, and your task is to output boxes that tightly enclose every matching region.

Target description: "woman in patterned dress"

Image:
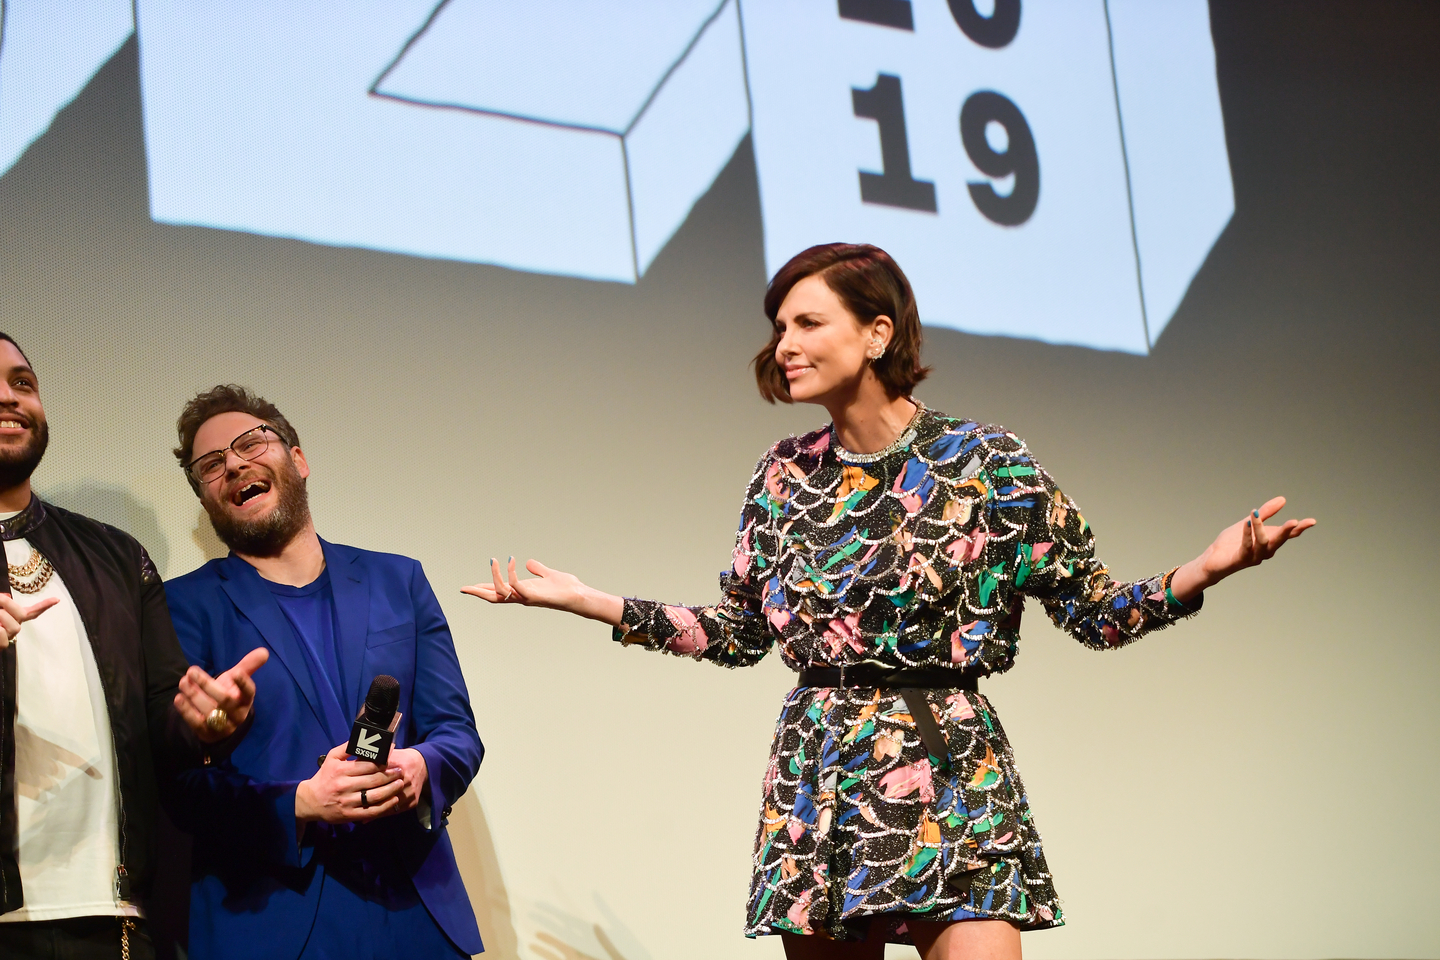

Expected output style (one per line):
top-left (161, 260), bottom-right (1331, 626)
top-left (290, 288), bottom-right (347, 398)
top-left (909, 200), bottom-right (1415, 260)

top-left (463, 244), bottom-right (1313, 959)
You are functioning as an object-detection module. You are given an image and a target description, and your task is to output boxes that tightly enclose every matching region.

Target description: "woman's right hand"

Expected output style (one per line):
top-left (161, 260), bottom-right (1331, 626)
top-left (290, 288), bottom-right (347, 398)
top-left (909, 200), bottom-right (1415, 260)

top-left (461, 557), bottom-right (625, 624)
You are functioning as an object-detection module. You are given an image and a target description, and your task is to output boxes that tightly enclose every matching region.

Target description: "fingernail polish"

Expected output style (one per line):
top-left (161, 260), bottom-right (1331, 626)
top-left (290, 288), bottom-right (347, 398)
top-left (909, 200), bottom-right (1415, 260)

top-left (1253, 510), bottom-right (1259, 518)
top-left (508, 556), bottom-right (513, 563)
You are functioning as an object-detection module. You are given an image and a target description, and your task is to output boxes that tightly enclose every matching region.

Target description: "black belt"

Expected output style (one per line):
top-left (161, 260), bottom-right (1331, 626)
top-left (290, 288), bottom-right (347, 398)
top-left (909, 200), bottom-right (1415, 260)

top-left (795, 665), bottom-right (979, 770)
top-left (797, 665), bottom-right (978, 691)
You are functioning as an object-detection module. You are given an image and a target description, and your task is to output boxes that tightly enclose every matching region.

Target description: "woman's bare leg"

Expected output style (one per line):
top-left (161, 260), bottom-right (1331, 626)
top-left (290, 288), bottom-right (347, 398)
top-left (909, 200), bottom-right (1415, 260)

top-left (907, 919), bottom-right (1021, 960)
top-left (781, 918), bottom-right (887, 960)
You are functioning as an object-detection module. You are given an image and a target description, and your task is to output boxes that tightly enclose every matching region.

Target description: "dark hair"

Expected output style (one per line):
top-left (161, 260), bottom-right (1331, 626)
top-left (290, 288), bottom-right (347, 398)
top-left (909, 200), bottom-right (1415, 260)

top-left (0, 332), bottom-right (34, 370)
top-left (752, 243), bottom-right (930, 404)
top-left (174, 385), bottom-right (300, 494)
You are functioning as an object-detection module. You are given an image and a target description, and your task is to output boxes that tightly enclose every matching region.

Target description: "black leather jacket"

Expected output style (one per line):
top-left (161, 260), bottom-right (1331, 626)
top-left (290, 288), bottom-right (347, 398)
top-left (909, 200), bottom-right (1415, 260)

top-left (1, 496), bottom-right (214, 914)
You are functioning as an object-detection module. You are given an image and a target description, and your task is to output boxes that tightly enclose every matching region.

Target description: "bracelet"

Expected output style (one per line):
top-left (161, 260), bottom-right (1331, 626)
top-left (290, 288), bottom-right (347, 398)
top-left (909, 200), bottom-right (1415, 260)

top-left (1161, 567), bottom-right (1184, 609)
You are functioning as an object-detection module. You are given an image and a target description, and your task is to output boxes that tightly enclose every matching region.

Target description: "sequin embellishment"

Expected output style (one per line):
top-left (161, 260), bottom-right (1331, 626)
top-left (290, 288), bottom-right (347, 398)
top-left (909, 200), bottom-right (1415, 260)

top-left (612, 407), bottom-right (1201, 943)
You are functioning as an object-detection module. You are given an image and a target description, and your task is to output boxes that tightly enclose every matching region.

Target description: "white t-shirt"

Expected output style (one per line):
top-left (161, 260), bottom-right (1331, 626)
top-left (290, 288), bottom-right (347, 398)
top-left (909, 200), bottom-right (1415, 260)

top-left (0, 521), bottom-right (138, 922)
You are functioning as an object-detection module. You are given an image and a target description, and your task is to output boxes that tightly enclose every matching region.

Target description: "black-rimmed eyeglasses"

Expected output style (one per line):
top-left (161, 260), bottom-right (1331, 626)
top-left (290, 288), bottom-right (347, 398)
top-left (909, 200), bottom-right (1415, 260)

top-left (184, 424), bottom-right (283, 484)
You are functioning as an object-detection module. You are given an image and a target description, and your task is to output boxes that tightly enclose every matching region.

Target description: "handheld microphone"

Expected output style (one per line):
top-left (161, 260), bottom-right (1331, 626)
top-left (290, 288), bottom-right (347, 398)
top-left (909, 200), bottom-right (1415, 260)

top-left (347, 675), bottom-right (402, 766)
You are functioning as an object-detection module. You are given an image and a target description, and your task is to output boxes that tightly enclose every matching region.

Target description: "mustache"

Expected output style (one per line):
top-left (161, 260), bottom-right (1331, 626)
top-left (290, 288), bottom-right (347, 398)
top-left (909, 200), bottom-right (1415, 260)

top-left (0, 416), bottom-right (49, 490)
top-left (204, 456), bottom-right (310, 557)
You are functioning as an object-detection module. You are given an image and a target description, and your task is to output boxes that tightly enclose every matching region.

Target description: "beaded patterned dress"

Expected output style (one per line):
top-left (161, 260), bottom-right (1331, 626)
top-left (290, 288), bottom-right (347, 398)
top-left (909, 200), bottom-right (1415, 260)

top-left (614, 404), bottom-right (1199, 943)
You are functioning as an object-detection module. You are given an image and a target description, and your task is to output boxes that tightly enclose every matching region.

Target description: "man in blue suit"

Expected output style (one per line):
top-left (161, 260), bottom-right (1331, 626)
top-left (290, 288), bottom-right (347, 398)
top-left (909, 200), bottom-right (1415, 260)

top-left (164, 385), bottom-right (484, 960)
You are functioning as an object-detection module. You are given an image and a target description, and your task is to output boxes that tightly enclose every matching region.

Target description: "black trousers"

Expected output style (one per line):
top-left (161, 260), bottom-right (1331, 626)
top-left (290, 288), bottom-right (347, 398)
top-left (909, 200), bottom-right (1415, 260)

top-left (0, 917), bottom-right (154, 960)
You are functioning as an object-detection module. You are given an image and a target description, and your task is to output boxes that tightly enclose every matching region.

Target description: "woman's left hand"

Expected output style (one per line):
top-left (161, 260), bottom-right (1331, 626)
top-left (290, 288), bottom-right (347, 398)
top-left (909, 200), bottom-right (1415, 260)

top-left (1170, 496), bottom-right (1315, 602)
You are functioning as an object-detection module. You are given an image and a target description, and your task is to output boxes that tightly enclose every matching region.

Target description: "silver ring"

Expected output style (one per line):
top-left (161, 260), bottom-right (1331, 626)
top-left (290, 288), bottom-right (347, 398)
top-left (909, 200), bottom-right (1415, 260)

top-left (360, 788), bottom-right (369, 809)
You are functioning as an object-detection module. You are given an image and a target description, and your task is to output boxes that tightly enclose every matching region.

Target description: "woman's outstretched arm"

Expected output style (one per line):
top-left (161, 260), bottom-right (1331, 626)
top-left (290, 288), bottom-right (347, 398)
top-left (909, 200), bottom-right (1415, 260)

top-left (461, 452), bottom-right (779, 669)
top-left (987, 434), bottom-right (1314, 650)
top-left (1167, 495), bottom-right (1315, 603)
top-left (462, 553), bottom-right (773, 671)
top-left (462, 556), bottom-right (624, 623)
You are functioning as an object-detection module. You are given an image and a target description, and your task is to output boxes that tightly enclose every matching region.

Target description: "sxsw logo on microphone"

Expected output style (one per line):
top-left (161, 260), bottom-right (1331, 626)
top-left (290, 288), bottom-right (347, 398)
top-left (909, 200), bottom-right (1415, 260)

top-left (348, 711), bottom-right (401, 765)
top-left (352, 727), bottom-right (388, 760)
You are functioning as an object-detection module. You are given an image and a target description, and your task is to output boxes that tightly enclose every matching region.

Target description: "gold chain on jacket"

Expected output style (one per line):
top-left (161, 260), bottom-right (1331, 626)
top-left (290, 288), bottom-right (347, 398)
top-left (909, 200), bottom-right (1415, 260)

top-left (7, 547), bottom-right (55, 594)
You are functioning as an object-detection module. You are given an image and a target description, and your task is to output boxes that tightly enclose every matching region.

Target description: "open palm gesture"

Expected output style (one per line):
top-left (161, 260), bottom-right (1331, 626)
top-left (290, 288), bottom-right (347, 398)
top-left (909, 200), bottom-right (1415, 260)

top-left (462, 557), bottom-right (584, 610)
top-left (461, 557), bottom-right (624, 624)
top-left (1186, 495), bottom-right (1315, 592)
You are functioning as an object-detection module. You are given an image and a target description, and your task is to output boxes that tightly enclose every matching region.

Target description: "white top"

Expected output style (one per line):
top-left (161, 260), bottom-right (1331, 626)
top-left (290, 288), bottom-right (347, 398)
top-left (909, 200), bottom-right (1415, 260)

top-left (0, 520), bottom-right (138, 921)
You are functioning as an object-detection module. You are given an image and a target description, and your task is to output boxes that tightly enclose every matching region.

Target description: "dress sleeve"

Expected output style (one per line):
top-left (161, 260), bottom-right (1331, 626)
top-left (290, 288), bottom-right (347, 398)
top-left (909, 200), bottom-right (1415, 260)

top-left (611, 452), bottom-right (776, 668)
top-left (990, 437), bottom-right (1202, 650)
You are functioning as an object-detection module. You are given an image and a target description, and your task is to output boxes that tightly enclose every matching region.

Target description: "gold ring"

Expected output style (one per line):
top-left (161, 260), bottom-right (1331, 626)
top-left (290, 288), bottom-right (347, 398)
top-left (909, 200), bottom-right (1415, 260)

top-left (205, 707), bottom-right (229, 733)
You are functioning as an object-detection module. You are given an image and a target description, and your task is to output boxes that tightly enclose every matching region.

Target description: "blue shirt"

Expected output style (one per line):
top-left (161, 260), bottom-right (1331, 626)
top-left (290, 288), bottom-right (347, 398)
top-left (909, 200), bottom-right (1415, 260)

top-left (267, 568), bottom-right (350, 738)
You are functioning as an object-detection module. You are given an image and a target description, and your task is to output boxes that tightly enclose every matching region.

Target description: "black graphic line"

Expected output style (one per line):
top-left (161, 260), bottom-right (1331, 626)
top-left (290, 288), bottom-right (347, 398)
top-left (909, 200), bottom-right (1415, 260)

top-left (369, 0), bottom-right (455, 97)
top-left (621, 0), bottom-right (733, 137)
top-left (621, 136), bottom-right (640, 280)
top-left (126, 0), bottom-right (138, 64)
top-left (1102, 0), bottom-right (1151, 352)
top-left (734, 0), bottom-right (756, 137)
top-left (0, 1), bottom-right (9, 91)
top-left (369, 0), bottom-right (736, 144)
top-left (371, 89), bottom-right (630, 137)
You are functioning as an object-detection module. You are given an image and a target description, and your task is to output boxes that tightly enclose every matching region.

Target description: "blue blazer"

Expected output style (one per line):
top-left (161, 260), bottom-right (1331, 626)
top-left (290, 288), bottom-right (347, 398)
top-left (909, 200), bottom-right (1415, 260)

top-left (164, 541), bottom-right (484, 960)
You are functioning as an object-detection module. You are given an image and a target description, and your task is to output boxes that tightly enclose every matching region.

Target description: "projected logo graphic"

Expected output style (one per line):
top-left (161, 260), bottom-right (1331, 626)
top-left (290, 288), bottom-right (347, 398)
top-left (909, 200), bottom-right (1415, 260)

top-left (744, 0), bottom-right (1234, 351)
top-left (748, 0), bottom-right (1232, 352)
top-left (132, 0), bottom-right (748, 284)
top-left (0, 0), bottom-right (1232, 353)
top-left (373, 0), bottom-right (749, 281)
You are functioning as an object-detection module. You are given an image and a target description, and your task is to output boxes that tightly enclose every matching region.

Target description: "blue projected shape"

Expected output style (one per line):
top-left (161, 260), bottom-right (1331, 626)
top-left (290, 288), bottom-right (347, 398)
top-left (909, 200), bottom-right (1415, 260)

top-left (378, 0), bottom-right (732, 135)
top-left (375, 0), bottom-right (751, 277)
top-left (740, 0), bottom-right (1233, 354)
top-left (136, 0), bottom-right (749, 283)
top-left (130, 0), bottom-right (1230, 351)
top-left (1106, 0), bottom-right (1233, 343)
top-left (0, 0), bottom-right (133, 177)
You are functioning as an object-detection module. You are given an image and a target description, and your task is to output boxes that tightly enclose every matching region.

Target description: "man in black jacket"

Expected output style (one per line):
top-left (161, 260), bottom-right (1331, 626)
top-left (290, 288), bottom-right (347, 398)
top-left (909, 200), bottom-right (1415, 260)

top-left (0, 333), bottom-right (266, 959)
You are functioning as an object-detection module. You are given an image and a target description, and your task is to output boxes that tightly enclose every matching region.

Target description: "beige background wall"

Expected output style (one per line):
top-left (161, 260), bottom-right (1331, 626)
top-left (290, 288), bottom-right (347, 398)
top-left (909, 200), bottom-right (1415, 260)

top-left (2, 3), bottom-right (1437, 958)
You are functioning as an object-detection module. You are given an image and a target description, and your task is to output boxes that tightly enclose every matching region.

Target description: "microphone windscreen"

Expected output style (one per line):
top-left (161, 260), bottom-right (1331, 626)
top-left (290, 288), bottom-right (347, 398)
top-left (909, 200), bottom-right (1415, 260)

top-left (362, 675), bottom-right (400, 729)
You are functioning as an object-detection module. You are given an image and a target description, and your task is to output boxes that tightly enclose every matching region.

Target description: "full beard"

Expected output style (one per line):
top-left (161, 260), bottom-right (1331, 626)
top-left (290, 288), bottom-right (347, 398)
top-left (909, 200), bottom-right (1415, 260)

top-left (204, 459), bottom-right (312, 557)
top-left (0, 418), bottom-right (49, 491)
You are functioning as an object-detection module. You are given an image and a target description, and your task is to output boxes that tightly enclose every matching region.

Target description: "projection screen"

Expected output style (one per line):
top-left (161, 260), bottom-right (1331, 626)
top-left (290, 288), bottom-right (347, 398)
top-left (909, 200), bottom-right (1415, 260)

top-left (1, 1), bottom-right (1436, 957)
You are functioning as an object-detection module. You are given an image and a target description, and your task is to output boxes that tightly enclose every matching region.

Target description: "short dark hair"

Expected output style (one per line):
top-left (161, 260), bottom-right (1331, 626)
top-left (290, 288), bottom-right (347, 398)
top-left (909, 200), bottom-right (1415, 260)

top-left (752, 243), bottom-right (930, 404)
top-left (0, 332), bottom-right (34, 370)
top-left (174, 385), bottom-right (300, 494)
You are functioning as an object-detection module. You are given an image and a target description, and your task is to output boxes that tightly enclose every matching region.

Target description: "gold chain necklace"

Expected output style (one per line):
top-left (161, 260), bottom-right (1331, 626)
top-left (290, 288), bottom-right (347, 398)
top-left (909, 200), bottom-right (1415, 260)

top-left (8, 546), bottom-right (55, 595)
